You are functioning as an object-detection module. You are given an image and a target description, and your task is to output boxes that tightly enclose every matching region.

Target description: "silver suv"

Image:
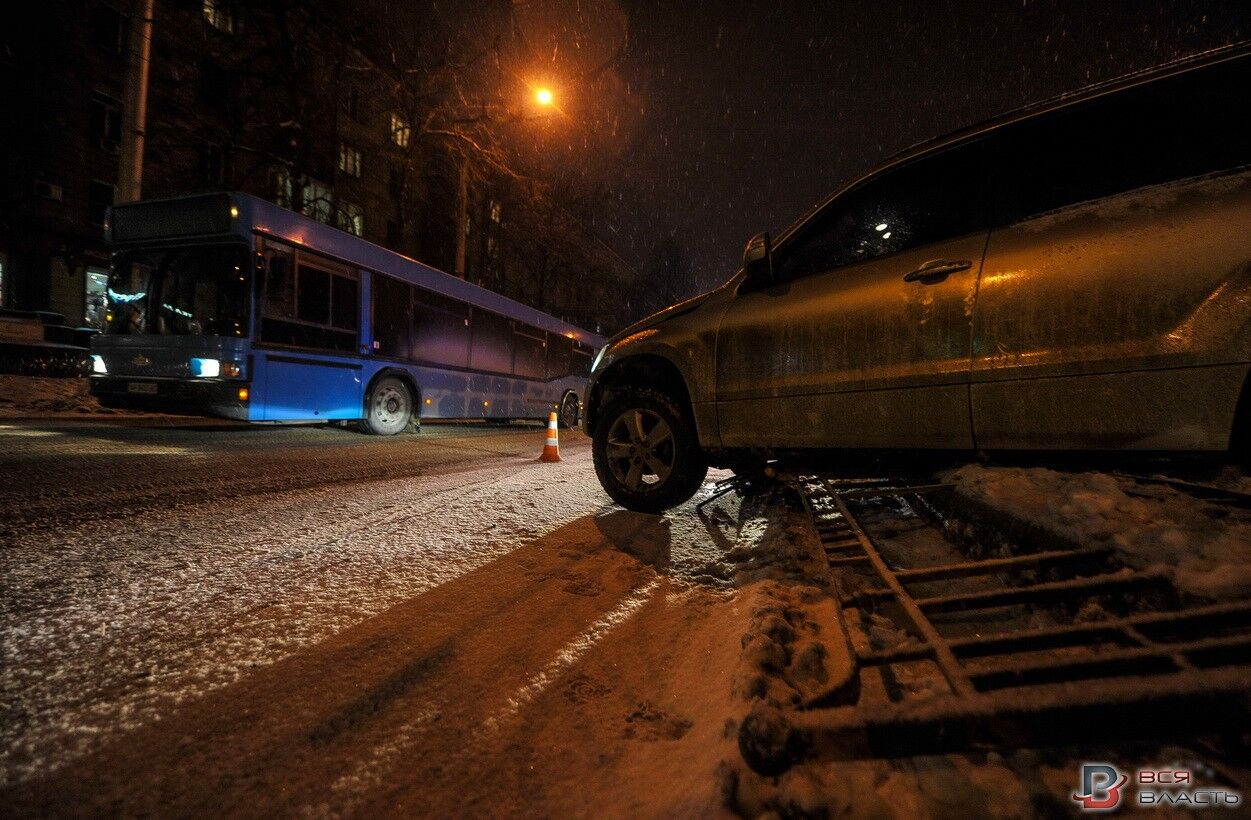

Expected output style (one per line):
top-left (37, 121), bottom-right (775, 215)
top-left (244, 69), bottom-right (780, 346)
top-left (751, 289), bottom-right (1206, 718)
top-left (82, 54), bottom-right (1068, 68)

top-left (586, 46), bottom-right (1251, 512)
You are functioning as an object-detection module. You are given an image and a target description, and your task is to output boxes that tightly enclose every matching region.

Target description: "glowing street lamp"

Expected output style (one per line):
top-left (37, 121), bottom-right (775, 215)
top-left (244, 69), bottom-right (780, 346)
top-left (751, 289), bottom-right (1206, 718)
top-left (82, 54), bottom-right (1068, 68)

top-left (535, 87), bottom-right (554, 107)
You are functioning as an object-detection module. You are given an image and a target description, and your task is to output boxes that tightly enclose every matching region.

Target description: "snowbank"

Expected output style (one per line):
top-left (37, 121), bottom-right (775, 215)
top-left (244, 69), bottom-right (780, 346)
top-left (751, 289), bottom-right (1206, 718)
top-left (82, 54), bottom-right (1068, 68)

top-left (0, 375), bottom-right (108, 417)
top-left (947, 465), bottom-right (1251, 600)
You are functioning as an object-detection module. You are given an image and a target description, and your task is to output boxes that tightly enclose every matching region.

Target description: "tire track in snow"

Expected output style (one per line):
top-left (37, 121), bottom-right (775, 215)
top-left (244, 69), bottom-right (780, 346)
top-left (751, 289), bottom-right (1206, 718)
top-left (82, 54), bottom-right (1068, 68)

top-left (299, 578), bottom-right (662, 818)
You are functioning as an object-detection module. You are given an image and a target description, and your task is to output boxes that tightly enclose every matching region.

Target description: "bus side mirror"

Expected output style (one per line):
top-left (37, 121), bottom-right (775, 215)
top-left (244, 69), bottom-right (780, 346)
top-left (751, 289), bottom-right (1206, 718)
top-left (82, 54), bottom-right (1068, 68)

top-left (743, 231), bottom-right (773, 287)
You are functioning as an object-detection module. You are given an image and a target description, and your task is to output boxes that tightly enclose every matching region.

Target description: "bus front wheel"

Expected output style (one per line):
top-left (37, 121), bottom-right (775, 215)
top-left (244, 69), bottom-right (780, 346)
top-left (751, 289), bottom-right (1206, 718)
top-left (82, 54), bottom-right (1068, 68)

top-left (363, 377), bottom-right (413, 436)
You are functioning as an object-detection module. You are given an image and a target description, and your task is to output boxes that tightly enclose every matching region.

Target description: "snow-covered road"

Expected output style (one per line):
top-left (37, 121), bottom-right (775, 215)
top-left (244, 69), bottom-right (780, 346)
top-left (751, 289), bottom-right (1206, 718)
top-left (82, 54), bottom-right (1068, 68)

top-left (7, 416), bottom-right (1248, 816)
top-left (0, 418), bottom-right (754, 815)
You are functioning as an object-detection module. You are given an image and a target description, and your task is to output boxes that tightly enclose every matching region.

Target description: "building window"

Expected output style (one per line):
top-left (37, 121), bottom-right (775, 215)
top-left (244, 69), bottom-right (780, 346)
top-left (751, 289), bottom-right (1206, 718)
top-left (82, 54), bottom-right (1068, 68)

top-left (90, 93), bottom-right (123, 153)
top-left (338, 201), bottom-right (364, 237)
top-left (91, 2), bottom-right (125, 54)
top-left (203, 0), bottom-right (235, 33)
top-left (88, 180), bottom-right (115, 227)
top-left (339, 83), bottom-right (360, 121)
top-left (338, 143), bottom-right (362, 178)
top-left (272, 166), bottom-right (293, 208)
top-left (300, 179), bottom-right (334, 225)
top-left (390, 113), bottom-right (411, 148)
top-left (198, 60), bottom-right (232, 107)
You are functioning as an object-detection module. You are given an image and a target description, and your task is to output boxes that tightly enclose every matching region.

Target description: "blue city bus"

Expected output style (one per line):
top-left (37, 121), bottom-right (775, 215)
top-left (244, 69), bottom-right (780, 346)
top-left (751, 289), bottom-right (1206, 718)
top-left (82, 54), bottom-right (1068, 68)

top-left (89, 192), bottom-right (603, 434)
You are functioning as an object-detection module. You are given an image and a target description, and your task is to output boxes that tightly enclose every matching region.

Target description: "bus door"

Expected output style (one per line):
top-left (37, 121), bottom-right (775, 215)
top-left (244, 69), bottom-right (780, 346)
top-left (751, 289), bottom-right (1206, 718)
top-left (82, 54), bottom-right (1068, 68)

top-left (256, 241), bottom-right (364, 420)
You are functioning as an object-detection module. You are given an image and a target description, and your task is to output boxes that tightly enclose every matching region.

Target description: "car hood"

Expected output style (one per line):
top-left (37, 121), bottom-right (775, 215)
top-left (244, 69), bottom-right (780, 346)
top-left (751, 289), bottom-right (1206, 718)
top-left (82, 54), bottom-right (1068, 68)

top-left (610, 288), bottom-right (720, 343)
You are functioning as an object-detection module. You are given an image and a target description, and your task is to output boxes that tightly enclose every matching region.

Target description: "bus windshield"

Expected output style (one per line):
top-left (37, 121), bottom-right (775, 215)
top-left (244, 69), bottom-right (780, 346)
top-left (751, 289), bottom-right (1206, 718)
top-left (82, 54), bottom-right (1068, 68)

top-left (107, 243), bottom-right (250, 337)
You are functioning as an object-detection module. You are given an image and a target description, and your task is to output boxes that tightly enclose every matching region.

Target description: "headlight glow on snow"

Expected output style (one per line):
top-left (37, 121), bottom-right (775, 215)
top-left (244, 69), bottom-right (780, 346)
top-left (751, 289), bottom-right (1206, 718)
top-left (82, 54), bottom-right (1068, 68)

top-left (190, 357), bottom-right (220, 378)
top-left (91, 355), bottom-right (107, 374)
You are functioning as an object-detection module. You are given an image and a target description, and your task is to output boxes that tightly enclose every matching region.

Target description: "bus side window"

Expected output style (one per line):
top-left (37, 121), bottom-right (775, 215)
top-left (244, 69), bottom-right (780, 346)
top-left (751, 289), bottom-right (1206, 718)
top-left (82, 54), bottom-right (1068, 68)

top-left (372, 273), bottom-right (411, 358)
top-left (263, 246), bottom-right (295, 318)
top-left (331, 275), bottom-right (358, 331)
top-left (297, 265), bottom-right (332, 326)
top-left (412, 288), bottom-right (470, 368)
top-left (469, 309), bottom-right (513, 374)
top-left (512, 324), bottom-right (546, 379)
top-left (546, 333), bottom-right (572, 380)
top-left (258, 246), bottom-right (358, 353)
top-left (573, 343), bottom-right (593, 377)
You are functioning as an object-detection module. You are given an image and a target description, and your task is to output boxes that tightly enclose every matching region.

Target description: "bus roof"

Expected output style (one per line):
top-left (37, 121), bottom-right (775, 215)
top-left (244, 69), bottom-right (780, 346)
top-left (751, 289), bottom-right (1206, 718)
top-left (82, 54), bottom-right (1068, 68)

top-left (109, 191), bottom-right (605, 347)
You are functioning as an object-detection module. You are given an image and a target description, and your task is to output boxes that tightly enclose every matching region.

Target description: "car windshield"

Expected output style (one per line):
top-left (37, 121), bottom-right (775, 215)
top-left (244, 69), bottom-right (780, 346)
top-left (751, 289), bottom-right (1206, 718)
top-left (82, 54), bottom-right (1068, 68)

top-left (106, 243), bottom-right (250, 337)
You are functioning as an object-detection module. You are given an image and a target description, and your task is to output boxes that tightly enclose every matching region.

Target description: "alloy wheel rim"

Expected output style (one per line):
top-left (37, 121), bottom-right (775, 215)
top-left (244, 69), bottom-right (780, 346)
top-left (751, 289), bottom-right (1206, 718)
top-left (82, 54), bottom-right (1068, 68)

top-left (605, 408), bottom-right (675, 491)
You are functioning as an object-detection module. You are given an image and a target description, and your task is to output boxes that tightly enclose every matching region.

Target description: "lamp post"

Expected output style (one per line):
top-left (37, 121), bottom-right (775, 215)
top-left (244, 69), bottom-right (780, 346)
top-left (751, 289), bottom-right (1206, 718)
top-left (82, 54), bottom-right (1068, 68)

top-left (118, 0), bottom-right (155, 203)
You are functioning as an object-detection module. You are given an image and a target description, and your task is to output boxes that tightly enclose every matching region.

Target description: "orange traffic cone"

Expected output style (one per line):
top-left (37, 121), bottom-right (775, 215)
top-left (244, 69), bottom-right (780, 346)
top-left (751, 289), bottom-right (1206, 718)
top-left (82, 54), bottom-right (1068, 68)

top-left (539, 410), bottom-right (561, 463)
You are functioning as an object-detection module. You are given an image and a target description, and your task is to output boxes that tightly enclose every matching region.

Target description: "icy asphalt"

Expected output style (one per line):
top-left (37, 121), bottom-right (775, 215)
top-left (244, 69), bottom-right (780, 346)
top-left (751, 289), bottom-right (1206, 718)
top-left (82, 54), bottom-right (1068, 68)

top-left (0, 417), bottom-right (750, 815)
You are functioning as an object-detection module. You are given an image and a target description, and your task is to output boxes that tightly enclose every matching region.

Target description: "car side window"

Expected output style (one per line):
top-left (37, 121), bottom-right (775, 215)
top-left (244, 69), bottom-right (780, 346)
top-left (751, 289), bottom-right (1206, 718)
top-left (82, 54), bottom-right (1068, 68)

top-left (992, 55), bottom-right (1251, 225)
top-left (773, 141), bottom-right (988, 283)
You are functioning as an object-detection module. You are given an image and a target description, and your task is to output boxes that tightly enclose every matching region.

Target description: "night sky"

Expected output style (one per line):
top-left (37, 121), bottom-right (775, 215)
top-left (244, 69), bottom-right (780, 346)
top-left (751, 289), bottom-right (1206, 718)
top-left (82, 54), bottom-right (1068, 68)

top-left (572, 1), bottom-right (1251, 292)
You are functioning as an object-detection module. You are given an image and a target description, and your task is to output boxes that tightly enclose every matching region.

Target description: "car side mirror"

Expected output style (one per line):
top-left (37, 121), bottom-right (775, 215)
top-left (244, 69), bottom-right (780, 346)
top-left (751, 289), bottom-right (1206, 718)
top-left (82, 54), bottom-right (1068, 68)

top-left (743, 231), bottom-right (774, 287)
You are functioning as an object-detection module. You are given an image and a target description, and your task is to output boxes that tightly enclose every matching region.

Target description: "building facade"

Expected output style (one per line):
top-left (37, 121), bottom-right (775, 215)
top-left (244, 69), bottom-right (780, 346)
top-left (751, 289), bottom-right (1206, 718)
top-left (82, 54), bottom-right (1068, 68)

top-left (0, 0), bottom-right (636, 333)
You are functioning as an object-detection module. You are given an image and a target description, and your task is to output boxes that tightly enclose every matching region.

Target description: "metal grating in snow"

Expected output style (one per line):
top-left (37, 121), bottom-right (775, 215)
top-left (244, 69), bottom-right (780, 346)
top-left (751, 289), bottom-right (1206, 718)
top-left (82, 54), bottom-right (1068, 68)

top-left (741, 475), bottom-right (1251, 772)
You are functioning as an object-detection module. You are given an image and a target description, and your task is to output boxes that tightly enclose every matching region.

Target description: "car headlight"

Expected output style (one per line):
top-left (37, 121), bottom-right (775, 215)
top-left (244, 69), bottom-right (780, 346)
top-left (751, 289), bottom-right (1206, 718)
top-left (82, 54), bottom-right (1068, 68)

top-left (91, 354), bottom-right (107, 374)
top-left (190, 357), bottom-right (220, 378)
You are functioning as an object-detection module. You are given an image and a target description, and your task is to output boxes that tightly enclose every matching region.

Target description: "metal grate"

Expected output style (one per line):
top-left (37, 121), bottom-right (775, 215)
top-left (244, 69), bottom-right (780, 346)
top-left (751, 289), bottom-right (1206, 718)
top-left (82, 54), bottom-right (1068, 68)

top-left (742, 476), bottom-right (1251, 771)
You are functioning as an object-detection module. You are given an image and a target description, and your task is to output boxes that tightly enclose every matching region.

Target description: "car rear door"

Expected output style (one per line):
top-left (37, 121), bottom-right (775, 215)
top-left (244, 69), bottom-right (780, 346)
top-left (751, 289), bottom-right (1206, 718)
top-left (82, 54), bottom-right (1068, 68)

top-left (971, 55), bottom-right (1251, 451)
top-left (715, 141), bottom-right (991, 450)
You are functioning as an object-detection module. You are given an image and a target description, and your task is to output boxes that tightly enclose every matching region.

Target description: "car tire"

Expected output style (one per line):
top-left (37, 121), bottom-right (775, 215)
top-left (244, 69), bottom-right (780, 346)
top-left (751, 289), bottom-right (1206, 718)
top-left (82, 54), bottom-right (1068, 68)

top-left (558, 392), bottom-right (580, 429)
top-left (362, 376), bottom-right (413, 436)
top-left (592, 389), bottom-right (708, 513)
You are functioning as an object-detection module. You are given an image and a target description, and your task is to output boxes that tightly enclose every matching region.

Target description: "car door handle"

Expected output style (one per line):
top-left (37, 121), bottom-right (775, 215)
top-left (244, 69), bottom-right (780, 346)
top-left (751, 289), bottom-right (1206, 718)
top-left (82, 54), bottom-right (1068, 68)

top-left (903, 259), bottom-right (972, 283)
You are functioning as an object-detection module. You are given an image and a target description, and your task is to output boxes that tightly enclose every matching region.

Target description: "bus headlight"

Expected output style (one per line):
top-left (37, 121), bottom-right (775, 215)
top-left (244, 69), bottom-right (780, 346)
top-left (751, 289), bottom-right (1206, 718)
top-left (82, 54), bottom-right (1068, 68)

top-left (221, 361), bottom-right (241, 378)
top-left (91, 354), bottom-right (107, 374)
top-left (190, 357), bottom-right (220, 378)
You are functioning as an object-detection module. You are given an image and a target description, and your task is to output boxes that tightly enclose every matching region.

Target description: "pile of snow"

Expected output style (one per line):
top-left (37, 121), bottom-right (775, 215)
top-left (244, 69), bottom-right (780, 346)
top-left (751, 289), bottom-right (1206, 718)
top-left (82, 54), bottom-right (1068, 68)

top-left (947, 465), bottom-right (1251, 600)
top-left (0, 375), bottom-right (108, 416)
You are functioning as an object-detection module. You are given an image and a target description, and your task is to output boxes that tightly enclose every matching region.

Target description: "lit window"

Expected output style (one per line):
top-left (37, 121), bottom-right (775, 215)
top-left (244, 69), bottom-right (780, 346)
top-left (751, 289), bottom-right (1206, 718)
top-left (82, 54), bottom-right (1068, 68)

top-left (489, 200), bottom-right (502, 223)
top-left (338, 202), bottom-right (364, 237)
top-left (390, 113), bottom-right (411, 148)
top-left (272, 166), bottom-right (293, 208)
top-left (203, 0), bottom-right (235, 33)
top-left (300, 179), bottom-right (333, 225)
top-left (338, 143), bottom-right (362, 178)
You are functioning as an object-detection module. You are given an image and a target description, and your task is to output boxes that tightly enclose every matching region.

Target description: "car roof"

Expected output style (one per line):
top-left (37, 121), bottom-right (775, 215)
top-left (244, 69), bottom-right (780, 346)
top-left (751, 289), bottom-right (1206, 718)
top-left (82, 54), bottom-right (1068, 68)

top-left (775, 41), bottom-right (1251, 246)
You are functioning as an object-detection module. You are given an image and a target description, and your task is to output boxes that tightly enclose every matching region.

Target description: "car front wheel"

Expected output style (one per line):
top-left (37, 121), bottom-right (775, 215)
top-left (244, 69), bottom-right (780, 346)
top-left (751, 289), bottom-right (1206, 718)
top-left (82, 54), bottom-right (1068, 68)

top-left (592, 389), bottom-right (708, 512)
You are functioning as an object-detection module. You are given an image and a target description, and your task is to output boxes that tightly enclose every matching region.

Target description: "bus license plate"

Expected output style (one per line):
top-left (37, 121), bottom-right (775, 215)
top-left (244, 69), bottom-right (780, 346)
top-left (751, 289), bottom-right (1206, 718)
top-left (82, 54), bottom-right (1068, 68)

top-left (127, 382), bottom-right (158, 395)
